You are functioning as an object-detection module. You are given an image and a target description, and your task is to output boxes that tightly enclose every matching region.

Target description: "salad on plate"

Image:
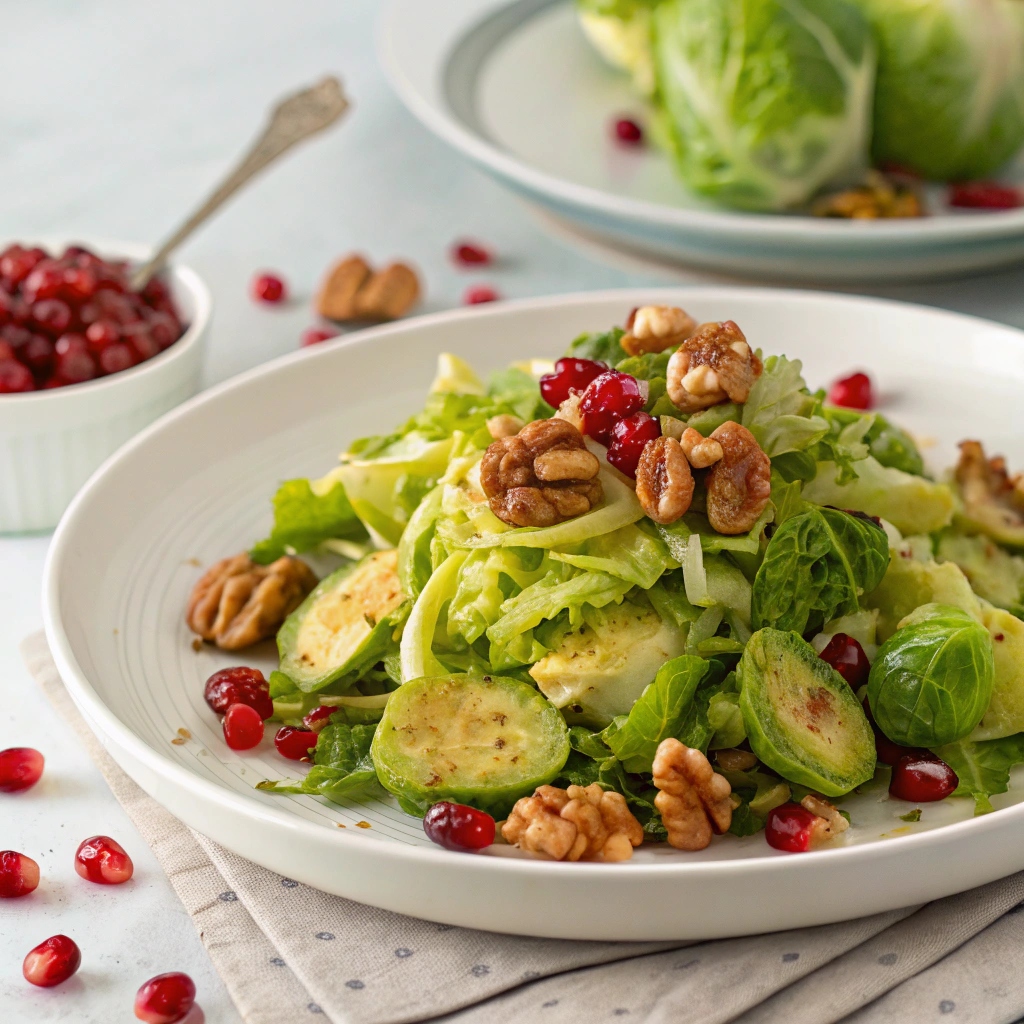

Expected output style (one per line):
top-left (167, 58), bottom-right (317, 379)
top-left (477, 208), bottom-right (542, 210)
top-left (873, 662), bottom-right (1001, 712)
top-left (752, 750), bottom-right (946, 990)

top-left (187, 305), bottom-right (1024, 862)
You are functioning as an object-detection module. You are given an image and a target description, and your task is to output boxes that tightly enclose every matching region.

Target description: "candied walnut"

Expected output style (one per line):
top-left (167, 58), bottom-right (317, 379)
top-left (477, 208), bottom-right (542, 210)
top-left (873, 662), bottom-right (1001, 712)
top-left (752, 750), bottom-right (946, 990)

top-left (186, 553), bottom-right (317, 650)
top-left (316, 254), bottom-right (421, 322)
top-left (801, 795), bottom-right (849, 843)
top-left (480, 418), bottom-right (603, 527)
top-left (812, 171), bottom-right (924, 220)
top-left (486, 414), bottom-right (524, 440)
top-left (666, 321), bottom-right (763, 414)
top-left (704, 422), bottom-right (771, 535)
top-left (621, 305), bottom-right (697, 357)
top-left (635, 436), bottom-right (694, 525)
top-left (679, 426), bottom-right (723, 469)
top-left (502, 783), bottom-right (643, 862)
top-left (652, 738), bottom-right (733, 851)
top-left (316, 254), bottom-right (371, 320)
top-left (553, 392), bottom-right (584, 432)
top-left (954, 440), bottom-right (1024, 541)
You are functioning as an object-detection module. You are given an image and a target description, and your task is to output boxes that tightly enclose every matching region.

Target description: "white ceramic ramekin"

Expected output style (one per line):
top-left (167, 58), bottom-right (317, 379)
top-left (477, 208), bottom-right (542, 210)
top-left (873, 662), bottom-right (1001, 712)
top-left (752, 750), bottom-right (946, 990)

top-left (0, 238), bottom-right (211, 532)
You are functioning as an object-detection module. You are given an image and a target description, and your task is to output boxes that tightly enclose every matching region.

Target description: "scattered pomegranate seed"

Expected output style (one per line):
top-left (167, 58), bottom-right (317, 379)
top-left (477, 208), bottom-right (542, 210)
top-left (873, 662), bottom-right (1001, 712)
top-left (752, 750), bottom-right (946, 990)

top-left (134, 971), bottom-right (197, 1023)
top-left (23, 934), bottom-right (81, 988)
top-left (828, 371), bottom-right (873, 410)
top-left (0, 358), bottom-right (35, 393)
top-left (451, 241), bottom-right (493, 267)
top-left (464, 285), bottom-right (499, 305)
top-left (818, 633), bottom-right (870, 689)
top-left (274, 726), bottom-right (318, 761)
top-left (0, 747), bottom-right (45, 792)
top-left (949, 181), bottom-right (1022, 210)
top-left (765, 803), bottom-right (820, 853)
top-left (606, 411), bottom-right (661, 478)
top-left (0, 850), bottom-right (40, 897)
top-left (612, 117), bottom-right (643, 146)
top-left (423, 801), bottom-right (495, 851)
top-left (203, 667), bottom-right (273, 719)
top-left (251, 272), bottom-right (287, 304)
top-left (74, 835), bottom-right (134, 885)
top-left (300, 326), bottom-right (338, 347)
top-left (538, 357), bottom-right (609, 409)
top-left (579, 370), bottom-right (646, 444)
top-left (223, 703), bottom-right (264, 751)
top-left (302, 704), bottom-right (336, 732)
top-left (890, 755), bottom-right (958, 802)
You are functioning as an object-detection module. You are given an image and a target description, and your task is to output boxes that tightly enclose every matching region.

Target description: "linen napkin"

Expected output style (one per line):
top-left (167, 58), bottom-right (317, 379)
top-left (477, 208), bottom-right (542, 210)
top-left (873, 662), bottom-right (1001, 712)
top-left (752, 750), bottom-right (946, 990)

top-left (22, 631), bottom-right (1024, 1024)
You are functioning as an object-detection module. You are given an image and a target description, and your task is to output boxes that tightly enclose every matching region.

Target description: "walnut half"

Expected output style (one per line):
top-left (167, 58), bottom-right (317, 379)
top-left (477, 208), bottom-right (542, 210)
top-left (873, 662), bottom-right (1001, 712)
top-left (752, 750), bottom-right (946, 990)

top-left (652, 738), bottom-right (733, 851)
top-left (666, 321), bottom-right (763, 413)
top-left (501, 783), bottom-right (644, 862)
top-left (480, 418), bottom-right (603, 527)
top-left (187, 553), bottom-right (318, 650)
top-left (621, 305), bottom-right (697, 357)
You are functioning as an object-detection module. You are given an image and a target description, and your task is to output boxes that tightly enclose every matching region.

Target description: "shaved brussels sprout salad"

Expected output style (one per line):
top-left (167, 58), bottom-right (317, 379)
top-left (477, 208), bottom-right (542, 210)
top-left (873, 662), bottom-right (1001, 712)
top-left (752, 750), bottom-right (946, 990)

top-left (195, 307), bottom-right (1024, 860)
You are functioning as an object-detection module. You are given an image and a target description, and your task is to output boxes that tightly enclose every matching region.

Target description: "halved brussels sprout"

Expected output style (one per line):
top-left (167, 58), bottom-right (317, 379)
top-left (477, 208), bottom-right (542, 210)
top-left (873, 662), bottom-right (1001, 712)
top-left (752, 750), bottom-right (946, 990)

top-left (972, 605), bottom-right (1024, 742)
top-left (868, 603), bottom-right (995, 748)
top-left (371, 674), bottom-right (570, 817)
top-left (738, 628), bottom-right (876, 797)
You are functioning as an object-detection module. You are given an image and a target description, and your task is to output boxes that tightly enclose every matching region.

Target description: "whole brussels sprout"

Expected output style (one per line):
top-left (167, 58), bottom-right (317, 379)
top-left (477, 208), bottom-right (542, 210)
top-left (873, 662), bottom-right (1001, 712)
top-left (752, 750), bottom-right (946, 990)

top-left (854, 0), bottom-right (1024, 180)
top-left (868, 603), bottom-right (995, 748)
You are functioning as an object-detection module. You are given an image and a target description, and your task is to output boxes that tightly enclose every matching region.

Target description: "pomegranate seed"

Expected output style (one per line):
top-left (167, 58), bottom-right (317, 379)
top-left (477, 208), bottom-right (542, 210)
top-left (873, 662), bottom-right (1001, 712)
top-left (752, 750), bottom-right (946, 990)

top-left (612, 117), bottom-right (644, 145)
top-left (579, 370), bottom-right (646, 444)
top-left (890, 755), bottom-right (958, 802)
top-left (0, 245), bottom-right (45, 285)
top-left (125, 326), bottom-right (160, 363)
top-left (875, 731), bottom-right (926, 767)
top-left (949, 181), bottom-right (1022, 210)
top-left (22, 261), bottom-right (65, 302)
top-left (0, 340), bottom-right (13, 361)
top-left (23, 935), bottom-right (81, 988)
top-left (86, 319), bottom-right (120, 350)
top-left (423, 801), bottom-right (495, 851)
top-left (0, 358), bottom-right (35, 393)
top-left (55, 346), bottom-right (98, 385)
top-left (451, 241), bottom-right (493, 267)
top-left (31, 298), bottom-right (72, 336)
top-left (828, 371), bottom-right (873, 410)
top-left (302, 704), bottom-right (336, 732)
top-left (141, 276), bottom-right (171, 305)
top-left (22, 334), bottom-right (55, 377)
top-left (0, 747), bottom-right (45, 791)
top-left (62, 265), bottom-right (98, 301)
top-left (55, 332), bottom-right (89, 357)
top-left (2, 323), bottom-right (32, 350)
top-left (606, 411), bottom-right (661, 478)
top-left (0, 850), bottom-right (40, 897)
top-left (98, 341), bottom-right (136, 375)
top-left (74, 835), bottom-right (134, 884)
top-left (300, 326), bottom-right (338, 347)
top-left (148, 311), bottom-right (180, 349)
top-left (252, 272), bottom-right (287, 304)
top-left (464, 285), bottom-right (499, 305)
top-left (223, 703), bottom-right (264, 751)
top-left (818, 633), bottom-right (870, 689)
top-left (538, 357), bottom-right (609, 409)
top-left (765, 802), bottom-right (819, 853)
top-left (203, 667), bottom-right (273, 719)
top-left (274, 726), bottom-right (318, 761)
top-left (134, 971), bottom-right (196, 1023)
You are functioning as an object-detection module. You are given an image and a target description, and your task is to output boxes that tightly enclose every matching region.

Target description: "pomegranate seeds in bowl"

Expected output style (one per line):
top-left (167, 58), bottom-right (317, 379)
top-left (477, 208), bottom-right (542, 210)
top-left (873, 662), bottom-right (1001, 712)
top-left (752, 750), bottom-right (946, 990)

top-left (0, 850), bottom-right (40, 897)
top-left (23, 934), bottom-right (81, 988)
top-left (0, 746), bottom-right (44, 791)
top-left (135, 971), bottom-right (197, 1023)
top-left (74, 835), bottom-right (134, 885)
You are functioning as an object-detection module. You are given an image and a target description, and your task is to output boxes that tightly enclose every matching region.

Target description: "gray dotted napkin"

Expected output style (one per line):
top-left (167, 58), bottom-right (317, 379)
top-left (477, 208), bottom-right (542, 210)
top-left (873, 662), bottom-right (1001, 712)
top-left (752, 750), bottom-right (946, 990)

top-left (23, 632), bottom-right (1024, 1024)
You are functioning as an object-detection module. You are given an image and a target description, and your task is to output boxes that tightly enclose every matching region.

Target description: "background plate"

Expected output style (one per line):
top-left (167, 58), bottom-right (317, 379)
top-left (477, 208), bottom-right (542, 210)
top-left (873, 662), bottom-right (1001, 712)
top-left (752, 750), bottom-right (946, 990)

top-left (379, 0), bottom-right (1024, 283)
top-left (44, 289), bottom-right (1024, 939)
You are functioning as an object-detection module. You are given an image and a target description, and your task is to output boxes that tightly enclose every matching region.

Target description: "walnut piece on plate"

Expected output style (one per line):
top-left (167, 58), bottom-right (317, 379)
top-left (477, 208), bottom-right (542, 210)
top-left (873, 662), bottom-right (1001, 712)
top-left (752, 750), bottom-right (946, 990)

top-left (187, 552), bottom-right (317, 650)
top-left (652, 738), bottom-right (733, 851)
top-left (704, 422), bottom-right (771, 535)
top-left (666, 321), bottom-right (763, 413)
top-left (501, 783), bottom-right (644, 862)
top-left (621, 305), bottom-right (697, 357)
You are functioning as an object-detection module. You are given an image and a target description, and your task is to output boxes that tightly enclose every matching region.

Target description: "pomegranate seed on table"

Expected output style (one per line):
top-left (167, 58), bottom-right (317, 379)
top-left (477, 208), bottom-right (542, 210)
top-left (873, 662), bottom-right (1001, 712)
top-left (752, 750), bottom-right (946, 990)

top-left (538, 357), bottom-right (609, 409)
top-left (423, 802), bottom-right (495, 852)
top-left (464, 284), bottom-right (499, 305)
top-left (579, 369), bottom-right (646, 444)
top-left (134, 971), bottom-right (197, 1023)
top-left (274, 726), bottom-right (318, 761)
top-left (451, 241), bottom-right (493, 267)
top-left (765, 803), bottom-right (821, 853)
top-left (0, 746), bottom-right (45, 791)
top-left (74, 835), bottom-right (134, 885)
top-left (0, 850), bottom-right (40, 897)
top-left (949, 181), bottom-right (1022, 210)
top-left (23, 935), bottom-right (81, 988)
top-left (612, 117), bottom-right (643, 146)
top-left (0, 358), bottom-right (35, 392)
top-left (302, 704), bottom-right (336, 732)
top-left (251, 272), bottom-right (288, 304)
top-left (818, 633), bottom-right (870, 689)
top-left (606, 411), bottom-right (661, 478)
top-left (223, 703), bottom-right (265, 751)
top-left (204, 667), bottom-right (273, 719)
top-left (890, 755), bottom-right (959, 802)
top-left (300, 326), bottom-right (338, 347)
top-left (828, 371), bottom-right (873, 410)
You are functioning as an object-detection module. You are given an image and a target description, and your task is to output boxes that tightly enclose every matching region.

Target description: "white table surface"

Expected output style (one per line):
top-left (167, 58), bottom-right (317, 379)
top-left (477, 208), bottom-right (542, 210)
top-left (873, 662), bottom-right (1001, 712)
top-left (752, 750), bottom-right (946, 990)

top-left (3, 1), bottom-right (1024, 1020)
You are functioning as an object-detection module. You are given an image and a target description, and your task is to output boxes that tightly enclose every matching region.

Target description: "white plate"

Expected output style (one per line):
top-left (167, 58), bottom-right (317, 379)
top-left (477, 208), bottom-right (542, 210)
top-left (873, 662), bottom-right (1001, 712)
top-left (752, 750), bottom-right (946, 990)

top-left (378, 0), bottom-right (1024, 284)
top-left (43, 289), bottom-right (1024, 941)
